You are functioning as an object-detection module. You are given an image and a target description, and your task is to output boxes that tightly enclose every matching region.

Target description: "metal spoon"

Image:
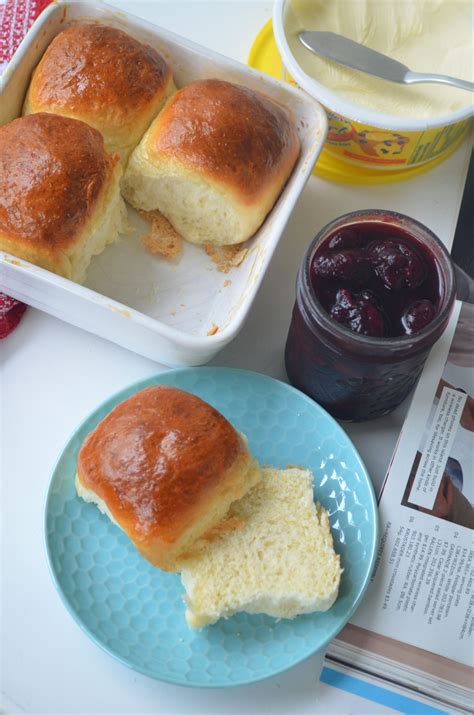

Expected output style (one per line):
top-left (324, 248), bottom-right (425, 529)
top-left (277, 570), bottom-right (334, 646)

top-left (298, 31), bottom-right (474, 92)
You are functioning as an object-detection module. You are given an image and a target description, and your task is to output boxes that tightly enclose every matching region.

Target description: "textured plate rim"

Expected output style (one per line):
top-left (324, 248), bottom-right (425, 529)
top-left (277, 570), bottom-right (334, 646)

top-left (44, 367), bottom-right (379, 688)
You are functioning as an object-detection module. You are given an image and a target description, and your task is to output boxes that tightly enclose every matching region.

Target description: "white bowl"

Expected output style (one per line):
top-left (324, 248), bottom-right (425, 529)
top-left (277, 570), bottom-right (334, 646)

top-left (0, 0), bottom-right (327, 366)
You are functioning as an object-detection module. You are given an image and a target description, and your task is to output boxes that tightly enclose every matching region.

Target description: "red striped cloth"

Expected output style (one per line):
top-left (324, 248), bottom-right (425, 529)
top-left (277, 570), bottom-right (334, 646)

top-left (0, 0), bottom-right (51, 65)
top-left (0, 0), bottom-right (52, 336)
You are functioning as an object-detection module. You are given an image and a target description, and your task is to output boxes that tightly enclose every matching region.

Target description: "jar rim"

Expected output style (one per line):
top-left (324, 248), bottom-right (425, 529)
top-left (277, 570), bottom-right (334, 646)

top-left (299, 209), bottom-right (456, 352)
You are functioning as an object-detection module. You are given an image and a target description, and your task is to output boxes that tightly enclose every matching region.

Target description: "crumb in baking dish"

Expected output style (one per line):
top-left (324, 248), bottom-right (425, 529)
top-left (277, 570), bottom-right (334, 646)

top-left (207, 323), bottom-right (219, 336)
top-left (139, 209), bottom-right (182, 260)
top-left (204, 243), bottom-right (248, 273)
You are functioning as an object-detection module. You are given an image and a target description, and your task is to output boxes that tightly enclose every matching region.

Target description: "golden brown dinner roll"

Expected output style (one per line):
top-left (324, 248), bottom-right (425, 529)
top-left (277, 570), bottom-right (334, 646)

top-left (0, 113), bottom-right (126, 282)
top-left (23, 24), bottom-right (175, 163)
top-left (76, 385), bottom-right (261, 572)
top-left (122, 79), bottom-right (301, 245)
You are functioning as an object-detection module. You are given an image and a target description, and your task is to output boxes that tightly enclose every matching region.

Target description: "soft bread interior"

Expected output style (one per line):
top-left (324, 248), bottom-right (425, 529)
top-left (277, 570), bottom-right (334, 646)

top-left (180, 467), bottom-right (342, 627)
top-left (122, 141), bottom-right (269, 247)
top-left (68, 162), bottom-right (128, 283)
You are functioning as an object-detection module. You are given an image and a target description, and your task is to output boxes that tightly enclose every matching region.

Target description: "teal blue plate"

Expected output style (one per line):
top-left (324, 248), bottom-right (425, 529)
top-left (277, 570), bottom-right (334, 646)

top-left (45, 367), bottom-right (378, 687)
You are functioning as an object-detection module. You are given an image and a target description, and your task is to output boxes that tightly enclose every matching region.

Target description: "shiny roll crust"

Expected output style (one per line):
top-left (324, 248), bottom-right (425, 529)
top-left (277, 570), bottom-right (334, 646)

top-left (76, 386), bottom-right (261, 572)
top-left (122, 79), bottom-right (301, 245)
top-left (23, 24), bottom-right (176, 163)
top-left (0, 113), bottom-right (125, 282)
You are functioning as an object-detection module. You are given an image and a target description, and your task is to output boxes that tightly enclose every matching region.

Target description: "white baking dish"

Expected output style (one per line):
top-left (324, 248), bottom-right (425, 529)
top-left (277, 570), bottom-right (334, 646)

top-left (0, 0), bottom-right (327, 366)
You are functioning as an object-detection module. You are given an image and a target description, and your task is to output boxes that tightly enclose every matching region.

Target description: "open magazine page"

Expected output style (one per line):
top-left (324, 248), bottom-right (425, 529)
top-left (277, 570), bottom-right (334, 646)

top-left (328, 301), bottom-right (474, 712)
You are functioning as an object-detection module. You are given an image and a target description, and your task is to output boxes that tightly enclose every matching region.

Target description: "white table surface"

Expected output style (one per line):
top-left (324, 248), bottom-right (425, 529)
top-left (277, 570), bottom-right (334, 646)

top-left (1, 2), bottom-right (472, 713)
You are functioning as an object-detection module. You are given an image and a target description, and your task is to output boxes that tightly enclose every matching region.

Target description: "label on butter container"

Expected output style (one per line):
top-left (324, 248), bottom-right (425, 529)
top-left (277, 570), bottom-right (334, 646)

top-left (324, 111), bottom-right (471, 169)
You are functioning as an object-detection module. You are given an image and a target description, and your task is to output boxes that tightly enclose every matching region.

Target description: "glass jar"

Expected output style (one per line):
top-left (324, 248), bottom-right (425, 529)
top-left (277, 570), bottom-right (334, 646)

top-left (285, 210), bottom-right (456, 421)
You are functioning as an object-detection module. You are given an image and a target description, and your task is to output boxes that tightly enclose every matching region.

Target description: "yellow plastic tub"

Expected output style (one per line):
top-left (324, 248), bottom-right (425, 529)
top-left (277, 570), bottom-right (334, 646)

top-left (250, 7), bottom-right (473, 184)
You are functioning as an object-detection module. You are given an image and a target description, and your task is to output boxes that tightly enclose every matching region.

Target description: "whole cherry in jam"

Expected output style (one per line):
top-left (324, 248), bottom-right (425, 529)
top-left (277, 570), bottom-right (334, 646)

top-left (402, 299), bottom-right (436, 335)
top-left (330, 288), bottom-right (385, 337)
top-left (368, 239), bottom-right (426, 291)
top-left (311, 222), bottom-right (441, 338)
top-left (313, 250), bottom-right (370, 285)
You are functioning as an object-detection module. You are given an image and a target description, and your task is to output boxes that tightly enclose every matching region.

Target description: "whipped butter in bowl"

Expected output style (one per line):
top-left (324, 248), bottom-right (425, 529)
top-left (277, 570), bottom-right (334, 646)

top-left (273, 0), bottom-right (474, 179)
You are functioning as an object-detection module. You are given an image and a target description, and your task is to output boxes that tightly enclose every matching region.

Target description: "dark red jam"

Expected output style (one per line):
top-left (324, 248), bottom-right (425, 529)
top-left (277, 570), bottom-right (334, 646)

top-left (285, 211), bottom-right (455, 422)
top-left (311, 224), bottom-right (441, 338)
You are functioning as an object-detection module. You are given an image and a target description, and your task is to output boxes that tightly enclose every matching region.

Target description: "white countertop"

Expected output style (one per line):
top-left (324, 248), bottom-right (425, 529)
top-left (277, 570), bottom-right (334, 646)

top-left (1, 2), bottom-right (471, 713)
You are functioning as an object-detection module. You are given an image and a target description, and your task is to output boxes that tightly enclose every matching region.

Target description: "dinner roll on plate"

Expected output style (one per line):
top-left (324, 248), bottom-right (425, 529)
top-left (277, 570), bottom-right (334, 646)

top-left (76, 386), bottom-right (261, 572)
top-left (122, 79), bottom-right (301, 245)
top-left (181, 467), bottom-right (342, 627)
top-left (23, 24), bottom-right (175, 163)
top-left (0, 113), bottom-right (126, 282)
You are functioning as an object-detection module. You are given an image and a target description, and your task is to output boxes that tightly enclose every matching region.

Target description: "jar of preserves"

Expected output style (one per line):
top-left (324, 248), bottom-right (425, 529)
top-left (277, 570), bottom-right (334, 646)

top-left (285, 210), bottom-right (456, 421)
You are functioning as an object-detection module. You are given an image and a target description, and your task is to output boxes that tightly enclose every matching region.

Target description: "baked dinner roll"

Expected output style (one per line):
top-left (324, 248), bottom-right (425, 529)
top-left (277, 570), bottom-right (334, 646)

top-left (76, 385), bottom-right (261, 572)
top-left (0, 113), bottom-right (126, 282)
top-left (122, 79), bottom-right (301, 245)
top-left (23, 24), bottom-right (175, 163)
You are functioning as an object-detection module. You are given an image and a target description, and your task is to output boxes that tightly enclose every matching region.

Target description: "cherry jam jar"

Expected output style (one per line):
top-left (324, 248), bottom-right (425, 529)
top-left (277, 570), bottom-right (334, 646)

top-left (285, 210), bottom-right (456, 421)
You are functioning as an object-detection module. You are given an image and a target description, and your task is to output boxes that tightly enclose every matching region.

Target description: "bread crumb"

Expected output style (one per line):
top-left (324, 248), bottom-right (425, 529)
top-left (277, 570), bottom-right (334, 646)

top-left (108, 305), bottom-right (131, 318)
top-left (204, 242), bottom-right (248, 273)
top-left (223, 279), bottom-right (231, 287)
top-left (207, 323), bottom-right (219, 336)
top-left (140, 209), bottom-right (182, 260)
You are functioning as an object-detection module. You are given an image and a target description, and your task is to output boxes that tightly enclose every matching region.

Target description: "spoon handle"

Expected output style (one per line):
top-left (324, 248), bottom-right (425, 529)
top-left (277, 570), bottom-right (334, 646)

top-left (404, 70), bottom-right (474, 92)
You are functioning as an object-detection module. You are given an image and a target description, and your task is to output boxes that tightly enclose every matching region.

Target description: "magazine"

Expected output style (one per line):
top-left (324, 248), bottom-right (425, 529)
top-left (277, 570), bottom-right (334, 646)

top-left (327, 300), bottom-right (474, 714)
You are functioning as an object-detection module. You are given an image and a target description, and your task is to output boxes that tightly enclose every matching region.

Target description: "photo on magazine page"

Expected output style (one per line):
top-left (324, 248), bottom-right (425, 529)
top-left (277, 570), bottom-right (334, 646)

top-left (402, 303), bottom-right (474, 531)
top-left (400, 170), bottom-right (474, 528)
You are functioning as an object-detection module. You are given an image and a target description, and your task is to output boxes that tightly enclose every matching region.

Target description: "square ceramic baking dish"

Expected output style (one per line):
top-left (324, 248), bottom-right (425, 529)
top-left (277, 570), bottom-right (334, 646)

top-left (0, 0), bottom-right (327, 366)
